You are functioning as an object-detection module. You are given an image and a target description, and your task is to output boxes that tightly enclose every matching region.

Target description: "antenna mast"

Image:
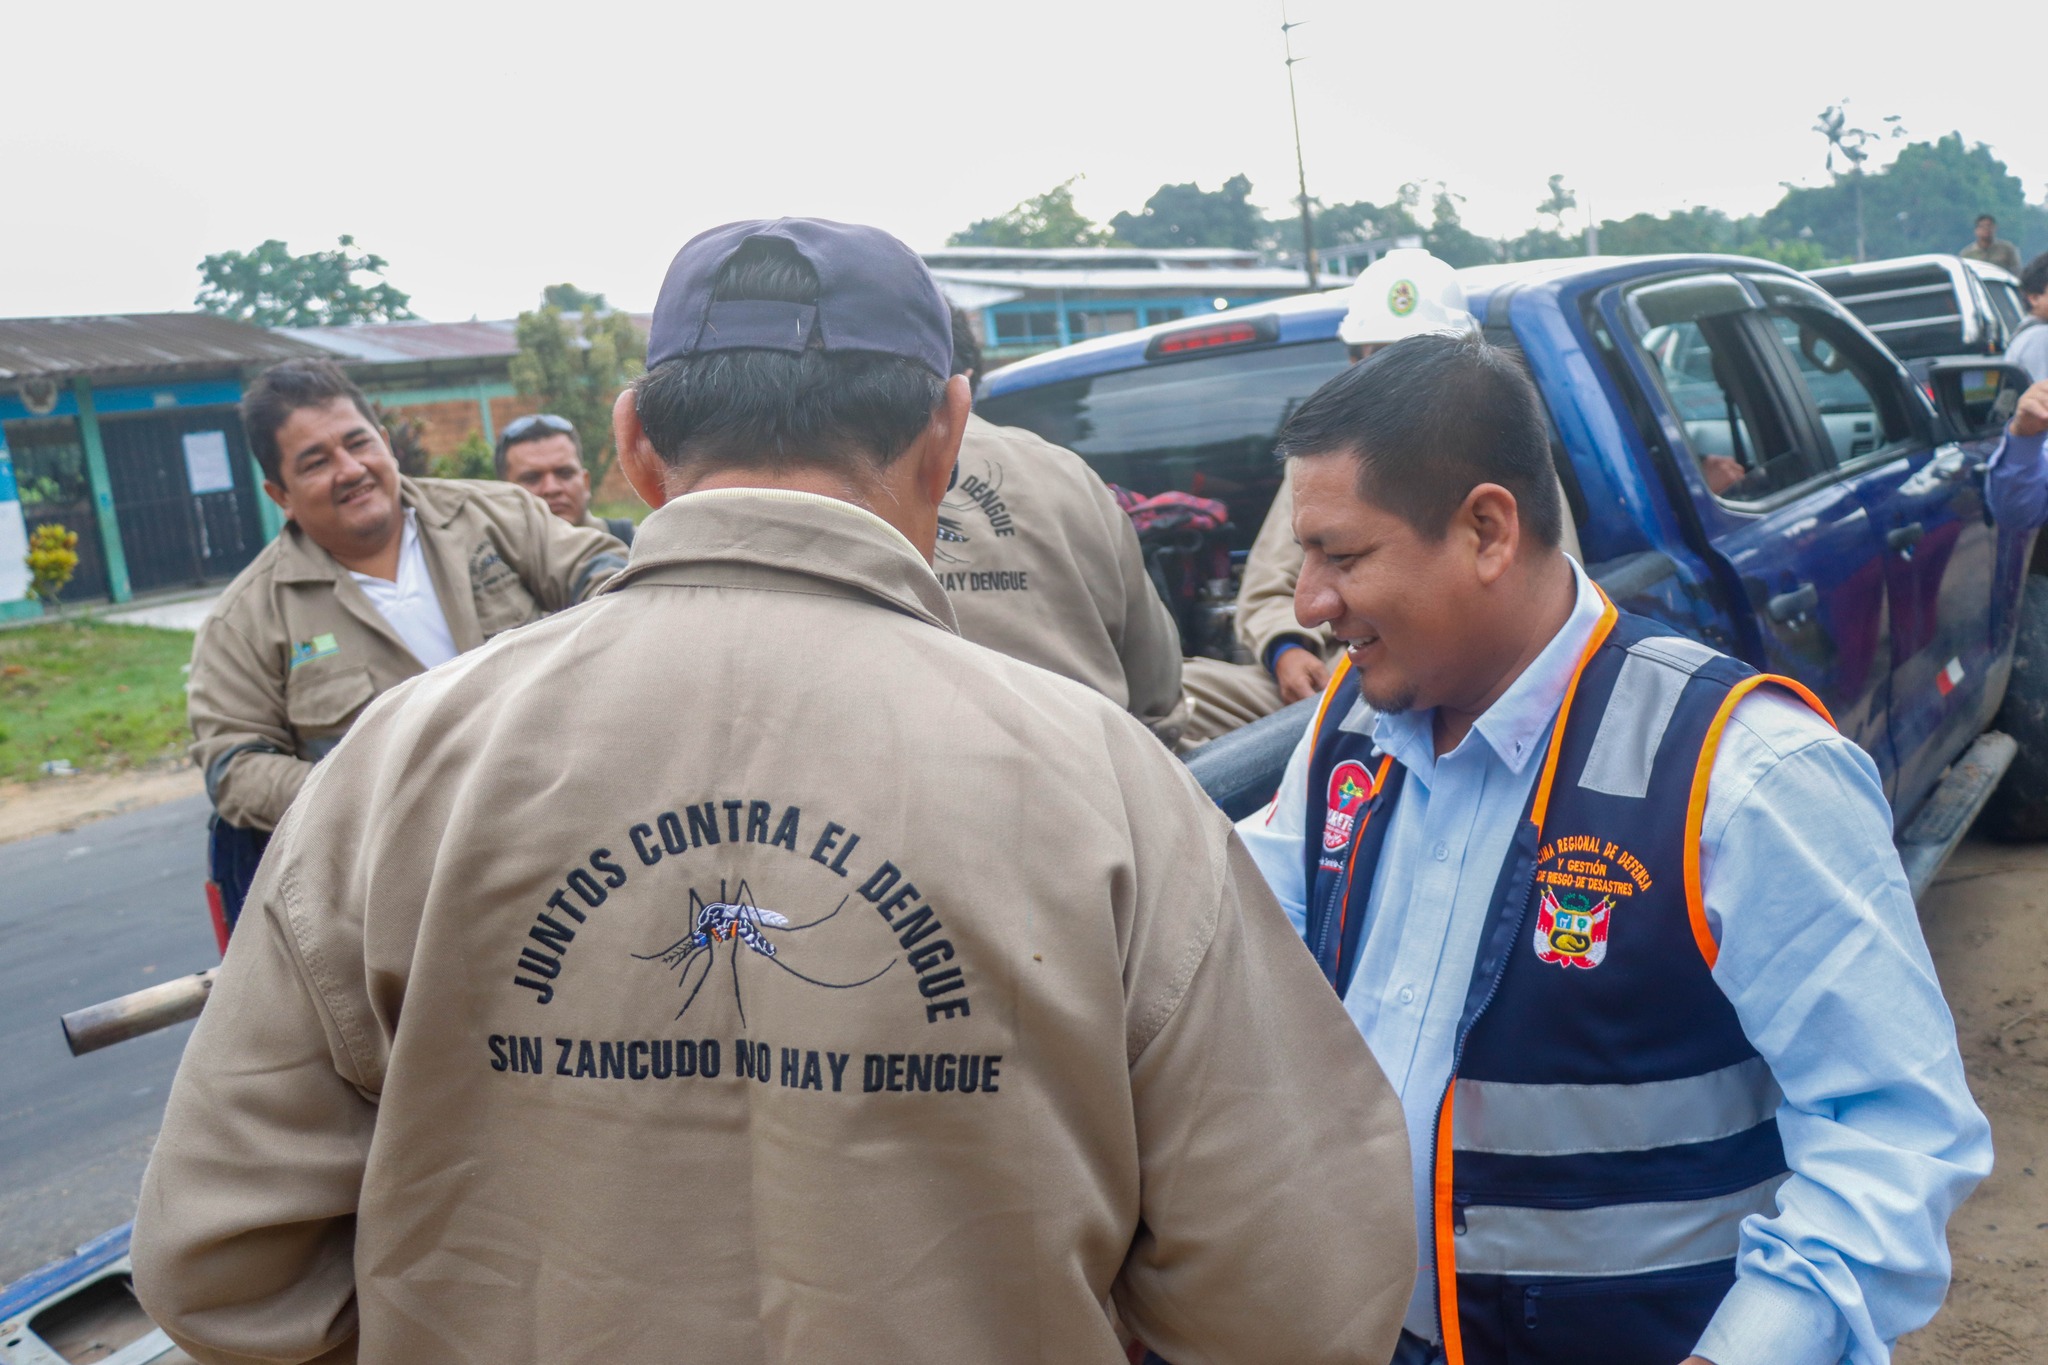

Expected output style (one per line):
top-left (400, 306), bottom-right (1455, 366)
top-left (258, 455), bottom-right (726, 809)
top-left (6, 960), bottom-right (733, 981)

top-left (1281, 2), bottom-right (1318, 289)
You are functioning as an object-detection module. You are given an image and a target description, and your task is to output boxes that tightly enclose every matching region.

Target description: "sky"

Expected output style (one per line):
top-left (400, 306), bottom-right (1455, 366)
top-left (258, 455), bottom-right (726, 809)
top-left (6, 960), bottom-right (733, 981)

top-left (4, 0), bottom-right (2041, 324)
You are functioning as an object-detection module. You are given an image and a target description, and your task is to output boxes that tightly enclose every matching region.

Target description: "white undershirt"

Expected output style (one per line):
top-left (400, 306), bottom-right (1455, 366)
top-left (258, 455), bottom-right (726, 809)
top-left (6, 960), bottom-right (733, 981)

top-left (349, 509), bottom-right (459, 669)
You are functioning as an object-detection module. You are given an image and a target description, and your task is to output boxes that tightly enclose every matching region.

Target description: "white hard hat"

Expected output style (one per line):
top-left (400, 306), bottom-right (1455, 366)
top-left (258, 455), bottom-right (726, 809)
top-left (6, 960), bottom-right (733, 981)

top-left (1337, 248), bottom-right (1477, 346)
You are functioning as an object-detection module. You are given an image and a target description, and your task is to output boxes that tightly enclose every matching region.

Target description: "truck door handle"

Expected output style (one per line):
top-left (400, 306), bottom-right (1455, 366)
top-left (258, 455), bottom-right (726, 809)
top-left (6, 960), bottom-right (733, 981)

top-left (1768, 583), bottom-right (1820, 623)
top-left (1887, 523), bottom-right (1924, 553)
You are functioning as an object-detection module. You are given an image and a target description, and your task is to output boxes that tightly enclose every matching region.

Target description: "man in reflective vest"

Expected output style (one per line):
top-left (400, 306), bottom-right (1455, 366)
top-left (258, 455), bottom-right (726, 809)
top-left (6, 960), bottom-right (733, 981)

top-left (1239, 333), bottom-right (1990, 1365)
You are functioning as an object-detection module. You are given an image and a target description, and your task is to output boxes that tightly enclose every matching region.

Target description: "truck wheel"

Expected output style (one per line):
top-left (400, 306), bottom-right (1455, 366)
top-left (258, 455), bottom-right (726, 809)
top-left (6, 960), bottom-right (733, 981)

top-left (1981, 573), bottom-right (2048, 841)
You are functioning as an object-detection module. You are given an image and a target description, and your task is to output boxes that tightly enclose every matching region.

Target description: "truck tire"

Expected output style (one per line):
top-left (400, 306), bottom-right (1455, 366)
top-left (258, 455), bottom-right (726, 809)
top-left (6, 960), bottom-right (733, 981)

top-left (1981, 573), bottom-right (2048, 841)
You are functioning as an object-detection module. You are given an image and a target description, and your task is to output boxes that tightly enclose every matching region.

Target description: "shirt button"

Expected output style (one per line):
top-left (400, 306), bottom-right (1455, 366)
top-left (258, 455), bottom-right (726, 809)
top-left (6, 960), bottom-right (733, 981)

top-left (1399, 985), bottom-right (1416, 1005)
top-left (1433, 842), bottom-right (1449, 862)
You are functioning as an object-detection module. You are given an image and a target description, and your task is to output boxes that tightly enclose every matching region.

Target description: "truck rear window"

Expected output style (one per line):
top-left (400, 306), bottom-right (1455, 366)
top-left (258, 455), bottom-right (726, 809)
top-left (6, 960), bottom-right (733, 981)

top-left (976, 340), bottom-right (1350, 551)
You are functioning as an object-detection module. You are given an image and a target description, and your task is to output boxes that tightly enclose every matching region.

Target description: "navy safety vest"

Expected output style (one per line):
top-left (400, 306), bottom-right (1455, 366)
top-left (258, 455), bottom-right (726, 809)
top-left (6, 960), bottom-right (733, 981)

top-left (1300, 597), bottom-right (1832, 1365)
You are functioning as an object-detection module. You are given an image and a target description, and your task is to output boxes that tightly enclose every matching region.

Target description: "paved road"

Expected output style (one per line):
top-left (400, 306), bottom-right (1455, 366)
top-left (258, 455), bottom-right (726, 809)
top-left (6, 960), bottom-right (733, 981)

top-left (0, 794), bottom-right (217, 1284)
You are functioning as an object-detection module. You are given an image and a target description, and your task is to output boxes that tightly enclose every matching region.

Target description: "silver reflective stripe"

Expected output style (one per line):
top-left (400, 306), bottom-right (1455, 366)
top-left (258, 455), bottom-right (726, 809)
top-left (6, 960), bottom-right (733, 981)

top-left (1453, 1056), bottom-right (1781, 1156)
top-left (1456, 1174), bottom-right (1789, 1277)
top-left (1339, 697), bottom-right (1376, 736)
top-left (1577, 635), bottom-right (1720, 798)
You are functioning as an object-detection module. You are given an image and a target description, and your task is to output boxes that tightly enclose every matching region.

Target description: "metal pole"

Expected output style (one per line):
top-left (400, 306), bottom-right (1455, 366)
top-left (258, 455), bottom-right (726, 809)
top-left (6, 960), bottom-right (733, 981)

top-left (1281, 4), bottom-right (1318, 290)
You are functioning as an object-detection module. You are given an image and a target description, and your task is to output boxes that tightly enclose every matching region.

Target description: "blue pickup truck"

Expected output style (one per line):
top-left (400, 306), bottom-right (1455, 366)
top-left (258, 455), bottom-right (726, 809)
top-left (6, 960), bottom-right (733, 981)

top-left (978, 254), bottom-right (2043, 869)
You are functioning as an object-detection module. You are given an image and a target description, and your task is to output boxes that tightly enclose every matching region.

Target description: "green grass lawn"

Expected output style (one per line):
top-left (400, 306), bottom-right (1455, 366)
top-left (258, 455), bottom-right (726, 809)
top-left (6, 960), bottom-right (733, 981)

top-left (0, 621), bottom-right (194, 783)
top-left (590, 499), bottom-right (650, 526)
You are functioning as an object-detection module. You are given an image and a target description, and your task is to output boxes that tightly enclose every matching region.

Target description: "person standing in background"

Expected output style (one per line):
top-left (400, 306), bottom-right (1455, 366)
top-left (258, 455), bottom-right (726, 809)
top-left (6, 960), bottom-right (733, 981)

top-left (1960, 214), bottom-right (2023, 276)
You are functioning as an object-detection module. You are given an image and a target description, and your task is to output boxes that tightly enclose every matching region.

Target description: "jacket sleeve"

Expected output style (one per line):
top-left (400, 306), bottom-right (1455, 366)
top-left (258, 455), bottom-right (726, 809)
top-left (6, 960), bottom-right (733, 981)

top-left (186, 613), bottom-right (313, 833)
top-left (1986, 428), bottom-right (2048, 531)
top-left (1234, 466), bottom-right (1328, 671)
top-left (493, 483), bottom-right (629, 608)
top-left (1114, 795), bottom-right (1413, 1364)
top-left (131, 806), bottom-right (373, 1365)
top-left (1089, 473), bottom-right (1184, 726)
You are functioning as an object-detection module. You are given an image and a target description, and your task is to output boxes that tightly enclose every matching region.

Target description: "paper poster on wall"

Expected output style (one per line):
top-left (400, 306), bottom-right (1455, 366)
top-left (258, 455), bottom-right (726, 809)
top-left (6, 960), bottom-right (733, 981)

top-left (0, 444), bottom-right (29, 605)
top-left (182, 430), bottom-right (236, 495)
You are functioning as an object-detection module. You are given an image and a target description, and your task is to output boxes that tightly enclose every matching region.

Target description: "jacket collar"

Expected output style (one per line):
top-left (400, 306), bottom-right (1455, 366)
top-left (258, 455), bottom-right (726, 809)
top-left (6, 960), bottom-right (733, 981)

top-left (1372, 558), bottom-right (1603, 782)
top-left (599, 487), bottom-right (958, 633)
top-left (270, 477), bottom-right (451, 584)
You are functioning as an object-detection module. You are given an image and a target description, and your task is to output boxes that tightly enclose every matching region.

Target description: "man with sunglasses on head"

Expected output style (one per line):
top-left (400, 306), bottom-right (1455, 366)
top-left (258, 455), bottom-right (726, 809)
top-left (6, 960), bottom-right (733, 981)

top-left (497, 412), bottom-right (638, 546)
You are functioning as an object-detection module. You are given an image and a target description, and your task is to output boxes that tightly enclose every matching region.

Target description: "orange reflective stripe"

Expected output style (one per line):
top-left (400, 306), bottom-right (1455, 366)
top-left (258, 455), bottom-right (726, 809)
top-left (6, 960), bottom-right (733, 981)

top-left (1308, 652), bottom-right (1354, 742)
top-left (1529, 594), bottom-right (1618, 827)
top-left (1330, 753), bottom-right (1397, 987)
top-left (1433, 1089), bottom-right (1465, 1365)
top-left (1682, 673), bottom-right (1835, 968)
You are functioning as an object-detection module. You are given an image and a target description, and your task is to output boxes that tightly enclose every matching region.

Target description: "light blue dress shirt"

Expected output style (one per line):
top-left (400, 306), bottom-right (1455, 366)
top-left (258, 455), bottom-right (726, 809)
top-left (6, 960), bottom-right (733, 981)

top-left (1238, 562), bottom-right (1991, 1365)
top-left (1984, 427), bottom-right (2048, 529)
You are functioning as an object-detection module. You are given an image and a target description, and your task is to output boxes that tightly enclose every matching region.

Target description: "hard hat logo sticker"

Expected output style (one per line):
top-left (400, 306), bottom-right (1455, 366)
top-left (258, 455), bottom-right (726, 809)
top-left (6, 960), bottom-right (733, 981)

top-left (1387, 279), bottom-right (1419, 317)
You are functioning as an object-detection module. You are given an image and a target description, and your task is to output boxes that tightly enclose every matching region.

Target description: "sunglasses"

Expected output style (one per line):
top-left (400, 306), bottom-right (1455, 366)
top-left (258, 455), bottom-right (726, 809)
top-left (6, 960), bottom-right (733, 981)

top-left (500, 414), bottom-right (576, 443)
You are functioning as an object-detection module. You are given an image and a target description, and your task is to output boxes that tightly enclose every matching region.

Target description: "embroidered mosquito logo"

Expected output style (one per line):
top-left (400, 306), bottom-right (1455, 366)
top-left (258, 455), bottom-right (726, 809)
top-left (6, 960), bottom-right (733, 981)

top-left (633, 879), bottom-right (894, 1024)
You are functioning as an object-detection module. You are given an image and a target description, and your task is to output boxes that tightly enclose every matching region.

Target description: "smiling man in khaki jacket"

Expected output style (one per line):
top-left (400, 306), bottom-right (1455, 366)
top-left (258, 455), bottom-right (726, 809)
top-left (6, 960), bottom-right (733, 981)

top-left (188, 359), bottom-right (626, 833)
top-left (133, 219), bottom-right (1413, 1365)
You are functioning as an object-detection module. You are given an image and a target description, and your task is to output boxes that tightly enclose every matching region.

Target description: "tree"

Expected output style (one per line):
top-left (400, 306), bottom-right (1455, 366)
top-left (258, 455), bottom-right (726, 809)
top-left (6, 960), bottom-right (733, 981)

top-left (195, 235), bottom-right (416, 327)
top-left (1111, 175), bottom-right (1267, 250)
top-left (508, 297), bottom-right (645, 493)
top-left (949, 178), bottom-right (1108, 248)
top-left (1419, 186), bottom-right (1498, 268)
top-left (1302, 196), bottom-right (1426, 250)
top-left (542, 283), bottom-right (607, 312)
top-left (1538, 175), bottom-right (1579, 235)
top-left (1760, 132), bottom-right (2048, 263)
top-left (1807, 103), bottom-right (1906, 261)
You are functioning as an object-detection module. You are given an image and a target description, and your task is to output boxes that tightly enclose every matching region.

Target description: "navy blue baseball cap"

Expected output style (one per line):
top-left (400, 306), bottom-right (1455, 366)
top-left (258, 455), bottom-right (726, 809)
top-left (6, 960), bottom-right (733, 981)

top-left (645, 218), bottom-right (952, 379)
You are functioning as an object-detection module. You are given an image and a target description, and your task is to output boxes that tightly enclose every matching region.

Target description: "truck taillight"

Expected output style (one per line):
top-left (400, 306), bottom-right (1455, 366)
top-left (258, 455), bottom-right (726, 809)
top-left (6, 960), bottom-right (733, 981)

top-left (1145, 314), bottom-right (1279, 360)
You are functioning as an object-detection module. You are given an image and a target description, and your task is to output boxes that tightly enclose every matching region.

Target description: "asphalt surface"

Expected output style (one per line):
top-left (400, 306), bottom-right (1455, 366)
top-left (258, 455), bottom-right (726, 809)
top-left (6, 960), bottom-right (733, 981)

top-left (0, 793), bottom-right (217, 1285)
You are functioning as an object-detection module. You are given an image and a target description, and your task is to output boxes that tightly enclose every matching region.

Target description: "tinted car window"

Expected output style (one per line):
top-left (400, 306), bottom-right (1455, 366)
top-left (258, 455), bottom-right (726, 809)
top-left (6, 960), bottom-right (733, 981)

top-left (1766, 312), bottom-right (1905, 464)
top-left (976, 339), bottom-right (1349, 550)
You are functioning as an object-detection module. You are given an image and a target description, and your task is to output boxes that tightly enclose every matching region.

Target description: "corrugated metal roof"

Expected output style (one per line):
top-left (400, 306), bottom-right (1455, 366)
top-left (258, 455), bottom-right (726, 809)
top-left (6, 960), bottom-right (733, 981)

top-left (0, 312), bottom-right (327, 384)
top-left (284, 314), bottom-right (653, 366)
top-left (928, 266), bottom-right (1311, 293)
top-left (285, 318), bottom-right (522, 364)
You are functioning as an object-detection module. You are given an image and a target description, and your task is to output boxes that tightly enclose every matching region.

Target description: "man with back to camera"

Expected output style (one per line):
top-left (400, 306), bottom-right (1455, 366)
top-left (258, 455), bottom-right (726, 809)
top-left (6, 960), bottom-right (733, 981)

top-left (496, 411), bottom-right (638, 545)
top-left (943, 309), bottom-right (1289, 745)
top-left (1959, 213), bottom-right (2023, 276)
top-left (1236, 249), bottom-right (1582, 705)
top-left (187, 360), bottom-right (627, 835)
top-left (1237, 333), bottom-right (1989, 1365)
top-left (133, 218), bottom-right (1416, 1365)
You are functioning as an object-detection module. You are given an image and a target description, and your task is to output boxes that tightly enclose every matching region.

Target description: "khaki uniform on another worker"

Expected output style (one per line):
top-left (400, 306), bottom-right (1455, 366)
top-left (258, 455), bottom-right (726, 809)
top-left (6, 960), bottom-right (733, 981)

top-left (943, 414), bottom-right (1287, 746)
top-left (1236, 254), bottom-right (1581, 694)
top-left (135, 489), bottom-right (1413, 1364)
top-left (188, 475), bottom-right (624, 831)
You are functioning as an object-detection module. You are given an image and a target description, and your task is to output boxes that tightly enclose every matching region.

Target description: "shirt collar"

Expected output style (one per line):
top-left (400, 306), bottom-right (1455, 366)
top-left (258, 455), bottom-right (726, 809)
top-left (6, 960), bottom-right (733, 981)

top-left (598, 486), bottom-right (958, 633)
top-left (1372, 559), bottom-right (1604, 777)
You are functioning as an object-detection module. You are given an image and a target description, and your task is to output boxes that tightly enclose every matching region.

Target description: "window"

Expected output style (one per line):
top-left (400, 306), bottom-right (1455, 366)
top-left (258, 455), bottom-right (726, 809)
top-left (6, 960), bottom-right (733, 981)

top-left (1068, 308), bottom-right (1140, 339)
top-left (1766, 314), bottom-right (1891, 463)
top-left (1627, 274), bottom-right (1822, 504)
top-left (990, 309), bottom-right (1060, 344)
top-left (976, 339), bottom-right (1349, 551)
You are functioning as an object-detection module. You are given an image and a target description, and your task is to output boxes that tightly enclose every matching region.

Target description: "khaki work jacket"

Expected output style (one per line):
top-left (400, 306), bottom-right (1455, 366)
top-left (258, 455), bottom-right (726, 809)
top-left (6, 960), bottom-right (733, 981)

top-left (187, 476), bottom-right (626, 831)
top-left (1235, 462), bottom-right (1333, 669)
top-left (940, 415), bottom-right (1182, 728)
top-left (134, 487), bottom-right (1413, 1365)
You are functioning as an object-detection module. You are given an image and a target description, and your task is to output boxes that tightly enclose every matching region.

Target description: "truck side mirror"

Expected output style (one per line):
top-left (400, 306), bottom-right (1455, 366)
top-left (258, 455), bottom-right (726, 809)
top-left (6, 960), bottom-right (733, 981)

top-left (1927, 360), bottom-right (2031, 442)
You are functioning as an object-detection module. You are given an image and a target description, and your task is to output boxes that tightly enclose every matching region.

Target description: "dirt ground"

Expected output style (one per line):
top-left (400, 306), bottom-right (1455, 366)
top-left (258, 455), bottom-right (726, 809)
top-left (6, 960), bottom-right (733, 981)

top-left (1896, 838), bottom-right (2048, 1362)
top-left (0, 762), bottom-right (200, 845)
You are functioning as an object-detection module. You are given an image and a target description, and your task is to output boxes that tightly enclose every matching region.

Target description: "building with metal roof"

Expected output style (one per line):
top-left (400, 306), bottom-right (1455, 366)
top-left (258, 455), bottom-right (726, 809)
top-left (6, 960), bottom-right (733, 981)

top-left (0, 314), bottom-right (335, 617)
top-left (921, 247), bottom-right (1313, 364)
